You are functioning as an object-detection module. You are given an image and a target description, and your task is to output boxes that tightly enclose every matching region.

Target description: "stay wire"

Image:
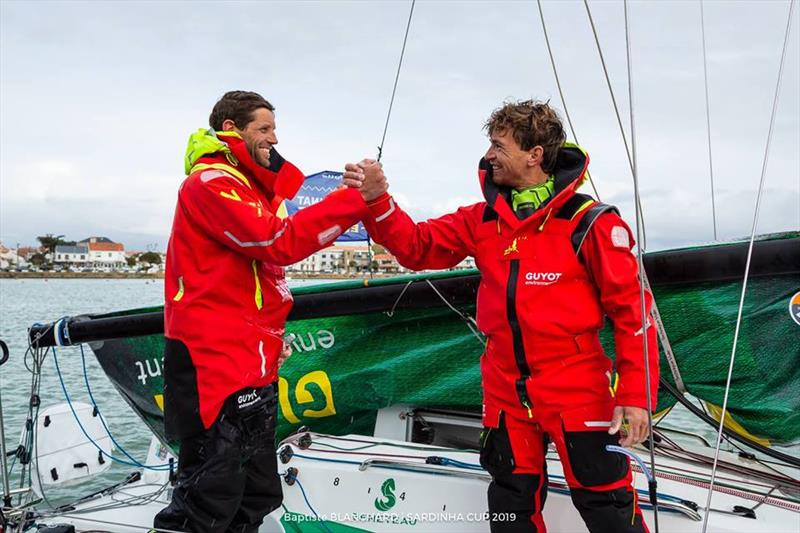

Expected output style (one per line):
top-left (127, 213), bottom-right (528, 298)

top-left (79, 344), bottom-right (170, 470)
top-left (583, 0), bottom-right (647, 250)
top-left (623, 1), bottom-right (659, 531)
top-left (51, 347), bottom-right (170, 470)
top-left (701, 1), bottom-right (796, 531)
top-left (535, 0), bottom-right (600, 199)
top-left (377, 0), bottom-right (416, 163)
top-left (699, 0), bottom-right (718, 241)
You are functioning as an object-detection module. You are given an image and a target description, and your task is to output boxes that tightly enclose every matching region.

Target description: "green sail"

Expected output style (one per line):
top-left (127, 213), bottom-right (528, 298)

top-left (85, 233), bottom-right (799, 451)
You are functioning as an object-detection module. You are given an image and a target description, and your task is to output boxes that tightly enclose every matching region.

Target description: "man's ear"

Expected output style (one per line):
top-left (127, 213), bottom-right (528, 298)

top-left (221, 118), bottom-right (237, 132)
top-left (528, 145), bottom-right (544, 167)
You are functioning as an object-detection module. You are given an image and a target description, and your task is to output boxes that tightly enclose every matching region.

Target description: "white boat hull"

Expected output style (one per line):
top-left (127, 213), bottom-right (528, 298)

top-left (37, 432), bottom-right (799, 533)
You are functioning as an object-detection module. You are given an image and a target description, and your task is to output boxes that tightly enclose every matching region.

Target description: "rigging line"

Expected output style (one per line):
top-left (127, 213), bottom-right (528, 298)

top-left (658, 377), bottom-right (800, 468)
top-left (583, 0), bottom-right (647, 250)
top-left (701, 1), bottom-right (797, 531)
top-left (623, 2), bottom-right (659, 532)
top-left (699, 0), bottom-right (718, 241)
top-left (377, 0), bottom-right (416, 162)
top-left (424, 279), bottom-right (486, 345)
top-left (47, 513), bottom-right (186, 533)
top-left (535, 0), bottom-right (600, 199)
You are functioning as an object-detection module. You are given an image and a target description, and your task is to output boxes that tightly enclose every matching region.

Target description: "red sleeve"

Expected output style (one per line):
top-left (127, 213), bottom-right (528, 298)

top-left (181, 171), bottom-right (368, 266)
top-left (582, 212), bottom-right (659, 410)
top-left (362, 193), bottom-right (480, 271)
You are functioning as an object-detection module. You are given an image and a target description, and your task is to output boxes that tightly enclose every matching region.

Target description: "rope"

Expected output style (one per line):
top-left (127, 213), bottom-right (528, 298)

top-left (79, 344), bottom-right (170, 470)
top-left (699, 0), bottom-right (718, 241)
top-left (701, 1), bottom-right (796, 530)
top-left (623, 2), bottom-right (659, 531)
top-left (383, 278), bottom-right (485, 344)
top-left (51, 347), bottom-right (169, 470)
top-left (289, 476), bottom-right (333, 533)
top-left (377, 0), bottom-right (416, 162)
top-left (425, 280), bottom-right (485, 345)
top-left (582, 0), bottom-right (647, 250)
top-left (535, 0), bottom-right (600, 199)
top-left (42, 513), bottom-right (185, 533)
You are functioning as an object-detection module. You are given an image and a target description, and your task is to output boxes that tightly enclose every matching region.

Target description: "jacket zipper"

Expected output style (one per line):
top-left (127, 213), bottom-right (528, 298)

top-left (507, 259), bottom-right (534, 418)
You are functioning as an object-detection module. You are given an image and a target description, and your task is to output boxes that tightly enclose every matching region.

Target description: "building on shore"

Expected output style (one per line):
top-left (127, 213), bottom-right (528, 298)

top-left (288, 244), bottom-right (374, 274)
top-left (54, 237), bottom-right (126, 270)
top-left (80, 237), bottom-right (126, 269)
top-left (54, 244), bottom-right (90, 268)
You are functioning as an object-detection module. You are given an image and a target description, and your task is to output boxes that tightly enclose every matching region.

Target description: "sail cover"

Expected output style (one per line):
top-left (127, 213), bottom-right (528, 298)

top-left (86, 232), bottom-right (799, 451)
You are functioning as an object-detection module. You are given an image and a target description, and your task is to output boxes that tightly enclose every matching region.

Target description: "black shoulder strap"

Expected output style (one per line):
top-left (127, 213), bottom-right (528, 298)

top-left (571, 202), bottom-right (619, 255)
top-left (555, 193), bottom-right (595, 220)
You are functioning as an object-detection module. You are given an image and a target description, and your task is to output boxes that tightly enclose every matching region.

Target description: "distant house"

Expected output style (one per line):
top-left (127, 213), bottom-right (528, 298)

top-left (0, 243), bottom-right (34, 270)
top-left (290, 247), bottom-right (344, 273)
top-left (285, 244), bottom-right (375, 274)
top-left (373, 253), bottom-right (403, 274)
top-left (54, 244), bottom-right (90, 267)
top-left (79, 237), bottom-right (126, 268)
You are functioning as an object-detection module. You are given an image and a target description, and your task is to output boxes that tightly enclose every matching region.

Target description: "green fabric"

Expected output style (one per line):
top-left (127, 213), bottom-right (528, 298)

top-left (89, 233), bottom-right (800, 452)
top-left (511, 177), bottom-right (554, 212)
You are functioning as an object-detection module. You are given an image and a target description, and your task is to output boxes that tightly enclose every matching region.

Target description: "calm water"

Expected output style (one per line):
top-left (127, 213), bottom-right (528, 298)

top-left (0, 278), bottom-right (795, 505)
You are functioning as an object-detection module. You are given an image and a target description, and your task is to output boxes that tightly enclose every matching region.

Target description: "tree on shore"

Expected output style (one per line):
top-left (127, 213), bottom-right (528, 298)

top-left (30, 253), bottom-right (46, 266)
top-left (126, 255), bottom-right (138, 267)
top-left (36, 234), bottom-right (75, 256)
top-left (138, 251), bottom-right (162, 265)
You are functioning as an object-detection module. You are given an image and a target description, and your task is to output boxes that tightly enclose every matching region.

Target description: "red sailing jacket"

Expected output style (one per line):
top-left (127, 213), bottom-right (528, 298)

top-left (364, 146), bottom-right (658, 424)
top-left (164, 130), bottom-right (367, 437)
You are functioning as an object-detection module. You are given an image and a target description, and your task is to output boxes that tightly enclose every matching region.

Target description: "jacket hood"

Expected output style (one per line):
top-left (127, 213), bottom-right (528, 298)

top-left (183, 128), bottom-right (304, 200)
top-left (479, 143), bottom-right (590, 227)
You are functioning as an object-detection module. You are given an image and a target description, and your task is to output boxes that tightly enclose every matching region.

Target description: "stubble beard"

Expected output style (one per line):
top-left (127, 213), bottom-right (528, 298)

top-left (248, 141), bottom-right (271, 169)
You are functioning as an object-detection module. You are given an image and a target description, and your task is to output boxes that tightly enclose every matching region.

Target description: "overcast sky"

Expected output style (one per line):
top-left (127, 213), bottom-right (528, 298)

top-left (1, 0), bottom-right (797, 252)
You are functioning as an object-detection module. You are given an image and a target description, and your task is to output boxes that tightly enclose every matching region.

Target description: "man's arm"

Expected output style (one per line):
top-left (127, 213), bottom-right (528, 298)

top-left (343, 162), bottom-right (479, 270)
top-left (581, 212), bottom-right (659, 446)
top-left (181, 169), bottom-right (368, 266)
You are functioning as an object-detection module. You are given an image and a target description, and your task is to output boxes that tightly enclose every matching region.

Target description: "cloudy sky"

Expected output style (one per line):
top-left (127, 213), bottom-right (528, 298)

top-left (1, 0), bottom-right (797, 252)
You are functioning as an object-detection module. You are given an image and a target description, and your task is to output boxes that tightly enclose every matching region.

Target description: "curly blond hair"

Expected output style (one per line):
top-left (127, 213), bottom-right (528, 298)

top-left (484, 100), bottom-right (566, 173)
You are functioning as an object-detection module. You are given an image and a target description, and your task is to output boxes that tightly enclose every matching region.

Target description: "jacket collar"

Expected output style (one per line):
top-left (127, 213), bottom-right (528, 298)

top-left (185, 128), bottom-right (304, 200)
top-left (479, 143), bottom-right (590, 230)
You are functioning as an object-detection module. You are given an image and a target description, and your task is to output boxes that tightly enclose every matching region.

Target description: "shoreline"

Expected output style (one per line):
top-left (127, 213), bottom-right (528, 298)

top-left (0, 271), bottom-right (379, 280)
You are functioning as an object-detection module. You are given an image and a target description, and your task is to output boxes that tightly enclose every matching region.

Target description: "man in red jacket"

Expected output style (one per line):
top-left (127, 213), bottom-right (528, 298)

top-left (347, 100), bottom-right (658, 533)
top-left (154, 91), bottom-right (381, 533)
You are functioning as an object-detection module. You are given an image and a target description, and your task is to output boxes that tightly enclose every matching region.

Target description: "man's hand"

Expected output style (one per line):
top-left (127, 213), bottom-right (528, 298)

top-left (278, 336), bottom-right (293, 368)
top-left (342, 159), bottom-right (388, 201)
top-left (609, 405), bottom-right (650, 447)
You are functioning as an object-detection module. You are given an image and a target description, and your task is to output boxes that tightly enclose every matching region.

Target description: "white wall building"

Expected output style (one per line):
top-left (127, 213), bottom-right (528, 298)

top-left (54, 245), bottom-right (90, 266)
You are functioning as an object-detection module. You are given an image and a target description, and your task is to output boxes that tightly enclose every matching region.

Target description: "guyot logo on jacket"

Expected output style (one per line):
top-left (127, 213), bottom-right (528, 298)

top-left (374, 478), bottom-right (397, 511)
top-left (524, 272), bottom-right (563, 286)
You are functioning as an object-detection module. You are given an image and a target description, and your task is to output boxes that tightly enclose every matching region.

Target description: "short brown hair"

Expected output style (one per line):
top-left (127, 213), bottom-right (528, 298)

top-left (209, 91), bottom-right (275, 131)
top-left (484, 100), bottom-right (566, 173)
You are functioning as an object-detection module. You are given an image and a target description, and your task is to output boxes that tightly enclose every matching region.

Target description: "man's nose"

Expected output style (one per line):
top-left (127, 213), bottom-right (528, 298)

top-left (269, 132), bottom-right (278, 145)
top-left (484, 146), bottom-right (495, 160)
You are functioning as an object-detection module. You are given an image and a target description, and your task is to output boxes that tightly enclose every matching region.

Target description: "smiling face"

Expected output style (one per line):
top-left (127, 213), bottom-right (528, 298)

top-left (225, 107), bottom-right (278, 168)
top-left (483, 100), bottom-right (566, 189)
top-left (484, 128), bottom-right (545, 189)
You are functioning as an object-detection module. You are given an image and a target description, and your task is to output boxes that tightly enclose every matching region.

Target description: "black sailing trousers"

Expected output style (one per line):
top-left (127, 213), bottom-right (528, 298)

top-left (154, 384), bottom-right (282, 533)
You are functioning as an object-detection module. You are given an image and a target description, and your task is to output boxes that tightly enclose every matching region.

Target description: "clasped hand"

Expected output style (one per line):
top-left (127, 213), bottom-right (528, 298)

top-left (342, 159), bottom-right (388, 201)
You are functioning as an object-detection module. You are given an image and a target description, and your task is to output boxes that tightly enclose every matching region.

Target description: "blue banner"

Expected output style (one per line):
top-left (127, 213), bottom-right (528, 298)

top-left (285, 171), bottom-right (369, 242)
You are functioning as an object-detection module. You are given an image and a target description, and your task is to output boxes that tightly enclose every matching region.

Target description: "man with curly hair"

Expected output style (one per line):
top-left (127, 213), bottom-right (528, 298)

top-left (345, 100), bottom-right (658, 532)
